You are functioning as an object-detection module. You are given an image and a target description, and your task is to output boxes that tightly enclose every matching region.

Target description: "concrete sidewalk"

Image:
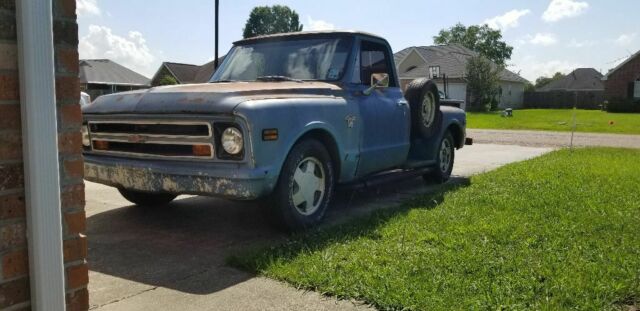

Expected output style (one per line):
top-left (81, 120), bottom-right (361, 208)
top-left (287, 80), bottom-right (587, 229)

top-left (469, 129), bottom-right (640, 149)
top-left (86, 144), bottom-right (553, 310)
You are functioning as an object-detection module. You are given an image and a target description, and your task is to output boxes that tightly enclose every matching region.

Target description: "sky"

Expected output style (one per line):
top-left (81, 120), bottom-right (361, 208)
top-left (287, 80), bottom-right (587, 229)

top-left (76, 0), bottom-right (640, 82)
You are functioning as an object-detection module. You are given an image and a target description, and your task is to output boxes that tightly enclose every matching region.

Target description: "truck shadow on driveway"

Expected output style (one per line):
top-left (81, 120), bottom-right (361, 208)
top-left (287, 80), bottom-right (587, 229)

top-left (87, 177), bottom-right (470, 296)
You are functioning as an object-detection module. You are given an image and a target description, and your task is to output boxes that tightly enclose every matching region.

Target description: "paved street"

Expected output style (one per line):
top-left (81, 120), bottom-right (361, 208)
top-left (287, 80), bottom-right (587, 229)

top-left (86, 144), bottom-right (553, 311)
top-left (469, 129), bottom-right (640, 149)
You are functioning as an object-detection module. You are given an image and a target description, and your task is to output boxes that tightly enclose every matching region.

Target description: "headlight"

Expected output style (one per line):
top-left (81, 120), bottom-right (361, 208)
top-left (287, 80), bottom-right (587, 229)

top-left (221, 127), bottom-right (243, 155)
top-left (81, 125), bottom-right (90, 147)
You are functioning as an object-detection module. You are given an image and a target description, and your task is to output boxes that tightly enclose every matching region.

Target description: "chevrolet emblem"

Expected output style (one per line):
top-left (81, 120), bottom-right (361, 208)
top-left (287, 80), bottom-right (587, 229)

top-left (128, 134), bottom-right (145, 143)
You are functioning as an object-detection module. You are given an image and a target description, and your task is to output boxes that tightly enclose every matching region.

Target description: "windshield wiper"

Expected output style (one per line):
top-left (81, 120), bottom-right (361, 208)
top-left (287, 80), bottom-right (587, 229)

top-left (256, 75), bottom-right (303, 83)
top-left (210, 79), bottom-right (236, 83)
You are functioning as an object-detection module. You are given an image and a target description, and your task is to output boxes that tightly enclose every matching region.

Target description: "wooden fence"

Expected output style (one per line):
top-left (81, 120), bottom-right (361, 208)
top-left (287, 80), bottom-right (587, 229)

top-left (523, 91), bottom-right (604, 109)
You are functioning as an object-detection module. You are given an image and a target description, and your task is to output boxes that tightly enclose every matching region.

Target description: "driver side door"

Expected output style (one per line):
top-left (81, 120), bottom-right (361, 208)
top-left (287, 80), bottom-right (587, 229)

top-left (355, 39), bottom-right (411, 177)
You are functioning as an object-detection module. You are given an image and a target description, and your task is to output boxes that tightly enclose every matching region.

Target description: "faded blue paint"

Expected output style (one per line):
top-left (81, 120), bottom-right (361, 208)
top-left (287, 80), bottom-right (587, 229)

top-left (82, 32), bottom-right (467, 200)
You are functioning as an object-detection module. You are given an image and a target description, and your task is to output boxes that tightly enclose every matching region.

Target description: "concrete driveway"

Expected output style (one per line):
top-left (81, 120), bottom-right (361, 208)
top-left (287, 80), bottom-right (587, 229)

top-left (86, 144), bottom-right (553, 310)
top-left (469, 129), bottom-right (640, 149)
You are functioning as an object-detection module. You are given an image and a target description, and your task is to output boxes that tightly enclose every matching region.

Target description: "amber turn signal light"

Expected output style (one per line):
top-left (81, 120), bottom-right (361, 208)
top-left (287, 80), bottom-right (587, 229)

top-left (93, 140), bottom-right (109, 150)
top-left (192, 144), bottom-right (212, 157)
top-left (262, 129), bottom-right (278, 141)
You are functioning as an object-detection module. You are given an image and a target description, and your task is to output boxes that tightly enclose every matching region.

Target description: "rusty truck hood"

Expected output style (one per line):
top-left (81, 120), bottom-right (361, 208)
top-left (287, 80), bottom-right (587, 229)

top-left (82, 81), bottom-right (344, 115)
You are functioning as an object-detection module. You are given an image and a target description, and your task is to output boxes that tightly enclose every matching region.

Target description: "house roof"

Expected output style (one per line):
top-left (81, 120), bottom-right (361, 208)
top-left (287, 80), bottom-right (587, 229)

top-left (155, 56), bottom-right (226, 84)
top-left (163, 62), bottom-right (199, 83)
top-left (394, 44), bottom-right (529, 84)
top-left (603, 49), bottom-right (640, 80)
top-left (79, 59), bottom-right (150, 86)
top-left (193, 57), bottom-right (225, 83)
top-left (537, 68), bottom-right (604, 91)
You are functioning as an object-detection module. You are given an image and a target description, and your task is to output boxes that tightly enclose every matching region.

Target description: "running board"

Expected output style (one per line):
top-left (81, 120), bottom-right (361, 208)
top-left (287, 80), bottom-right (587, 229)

top-left (339, 167), bottom-right (433, 191)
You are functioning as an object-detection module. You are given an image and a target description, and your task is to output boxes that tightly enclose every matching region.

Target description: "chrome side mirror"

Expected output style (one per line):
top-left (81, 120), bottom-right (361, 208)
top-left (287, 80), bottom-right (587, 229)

top-left (363, 73), bottom-right (389, 96)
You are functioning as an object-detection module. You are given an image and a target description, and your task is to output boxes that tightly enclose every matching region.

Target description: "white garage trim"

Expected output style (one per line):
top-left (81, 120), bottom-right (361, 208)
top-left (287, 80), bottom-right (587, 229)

top-left (16, 0), bottom-right (66, 310)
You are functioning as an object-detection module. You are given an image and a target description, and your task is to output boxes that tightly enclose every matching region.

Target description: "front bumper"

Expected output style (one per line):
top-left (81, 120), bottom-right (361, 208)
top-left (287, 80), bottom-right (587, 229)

top-left (84, 154), bottom-right (276, 200)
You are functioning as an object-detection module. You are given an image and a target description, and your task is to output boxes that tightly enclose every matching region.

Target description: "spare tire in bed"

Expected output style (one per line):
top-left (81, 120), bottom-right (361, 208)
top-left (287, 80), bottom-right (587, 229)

top-left (404, 78), bottom-right (442, 139)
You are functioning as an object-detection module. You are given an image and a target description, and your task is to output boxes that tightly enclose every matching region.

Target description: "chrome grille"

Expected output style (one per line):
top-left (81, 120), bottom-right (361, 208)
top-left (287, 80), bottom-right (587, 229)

top-left (88, 121), bottom-right (214, 159)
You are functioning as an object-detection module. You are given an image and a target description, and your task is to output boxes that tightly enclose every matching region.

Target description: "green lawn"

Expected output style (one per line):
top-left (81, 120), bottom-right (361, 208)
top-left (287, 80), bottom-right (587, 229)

top-left (467, 109), bottom-right (640, 135)
top-left (231, 148), bottom-right (640, 310)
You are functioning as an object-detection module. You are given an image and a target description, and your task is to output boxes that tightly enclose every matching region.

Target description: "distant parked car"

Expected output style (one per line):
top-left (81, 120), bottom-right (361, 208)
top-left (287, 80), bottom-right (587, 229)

top-left (79, 92), bottom-right (91, 106)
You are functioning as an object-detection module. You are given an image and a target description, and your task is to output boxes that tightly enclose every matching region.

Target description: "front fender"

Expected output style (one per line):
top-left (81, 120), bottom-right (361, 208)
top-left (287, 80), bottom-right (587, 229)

top-left (234, 97), bottom-right (359, 188)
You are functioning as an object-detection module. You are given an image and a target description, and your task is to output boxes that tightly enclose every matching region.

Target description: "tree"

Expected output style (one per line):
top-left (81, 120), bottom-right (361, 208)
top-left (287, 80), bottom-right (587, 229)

top-left (433, 23), bottom-right (513, 66)
top-left (465, 55), bottom-right (502, 111)
top-left (524, 82), bottom-right (536, 92)
top-left (534, 72), bottom-right (565, 89)
top-left (243, 5), bottom-right (303, 39)
top-left (157, 75), bottom-right (178, 86)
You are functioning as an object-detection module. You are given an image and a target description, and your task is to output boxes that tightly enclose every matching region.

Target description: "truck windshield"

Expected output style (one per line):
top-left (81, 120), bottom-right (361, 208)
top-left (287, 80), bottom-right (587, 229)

top-left (211, 37), bottom-right (352, 82)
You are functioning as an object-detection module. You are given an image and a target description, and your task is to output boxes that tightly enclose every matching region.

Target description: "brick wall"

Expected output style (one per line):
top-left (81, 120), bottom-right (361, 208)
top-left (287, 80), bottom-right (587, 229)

top-left (0, 0), bottom-right (88, 310)
top-left (604, 53), bottom-right (640, 100)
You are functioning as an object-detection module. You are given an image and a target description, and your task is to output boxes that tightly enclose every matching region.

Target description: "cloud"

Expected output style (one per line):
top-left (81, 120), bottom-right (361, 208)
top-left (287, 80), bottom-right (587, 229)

top-left (542, 0), bottom-right (589, 22)
top-left (76, 0), bottom-right (100, 16)
top-left (512, 56), bottom-right (583, 81)
top-left (306, 16), bottom-right (335, 31)
top-left (614, 33), bottom-right (637, 47)
top-left (520, 33), bottom-right (558, 46)
top-left (567, 39), bottom-right (597, 48)
top-left (484, 9), bottom-right (531, 31)
top-left (79, 25), bottom-right (156, 77)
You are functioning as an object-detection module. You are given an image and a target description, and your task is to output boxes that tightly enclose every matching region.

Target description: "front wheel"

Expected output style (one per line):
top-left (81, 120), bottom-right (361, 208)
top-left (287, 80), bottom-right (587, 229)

top-left (118, 188), bottom-right (177, 207)
top-left (270, 139), bottom-right (335, 232)
top-left (424, 132), bottom-right (455, 184)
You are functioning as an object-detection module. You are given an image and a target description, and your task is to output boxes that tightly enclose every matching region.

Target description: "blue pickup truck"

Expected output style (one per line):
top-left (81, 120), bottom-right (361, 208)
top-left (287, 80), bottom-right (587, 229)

top-left (82, 31), bottom-right (468, 231)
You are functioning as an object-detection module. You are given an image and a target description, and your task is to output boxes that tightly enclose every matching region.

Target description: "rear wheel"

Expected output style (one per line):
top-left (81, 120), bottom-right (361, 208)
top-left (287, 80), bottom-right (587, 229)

top-left (118, 188), bottom-right (177, 207)
top-left (424, 132), bottom-right (455, 184)
top-left (270, 139), bottom-right (335, 232)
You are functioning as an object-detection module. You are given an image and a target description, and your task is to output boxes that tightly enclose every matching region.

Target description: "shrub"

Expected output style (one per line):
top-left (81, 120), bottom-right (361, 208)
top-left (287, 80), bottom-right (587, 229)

top-left (157, 75), bottom-right (178, 86)
top-left (606, 98), bottom-right (640, 113)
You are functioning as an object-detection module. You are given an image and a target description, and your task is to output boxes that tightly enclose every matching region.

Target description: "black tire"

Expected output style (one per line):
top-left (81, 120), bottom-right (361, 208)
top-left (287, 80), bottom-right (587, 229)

top-left (405, 78), bottom-right (442, 139)
top-left (270, 139), bottom-right (335, 232)
top-left (118, 188), bottom-right (177, 207)
top-left (424, 131), bottom-right (455, 184)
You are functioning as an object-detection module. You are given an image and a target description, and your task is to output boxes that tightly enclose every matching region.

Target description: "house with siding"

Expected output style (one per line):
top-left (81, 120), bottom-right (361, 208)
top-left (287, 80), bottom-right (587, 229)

top-left (79, 59), bottom-right (150, 99)
top-left (526, 68), bottom-right (604, 109)
top-left (537, 68), bottom-right (604, 92)
top-left (603, 49), bottom-right (640, 101)
top-left (394, 44), bottom-right (528, 109)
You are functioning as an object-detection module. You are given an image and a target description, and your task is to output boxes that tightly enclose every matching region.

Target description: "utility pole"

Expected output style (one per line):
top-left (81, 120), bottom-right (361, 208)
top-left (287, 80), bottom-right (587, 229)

top-left (214, 0), bottom-right (219, 69)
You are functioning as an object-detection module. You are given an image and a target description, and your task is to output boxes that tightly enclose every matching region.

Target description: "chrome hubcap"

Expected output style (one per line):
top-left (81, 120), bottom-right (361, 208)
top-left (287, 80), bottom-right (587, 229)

top-left (291, 157), bottom-right (325, 215)
top-left (422, 92), bottom-right (436, 128)
top-left (439, 139), bottom-right (452, 173)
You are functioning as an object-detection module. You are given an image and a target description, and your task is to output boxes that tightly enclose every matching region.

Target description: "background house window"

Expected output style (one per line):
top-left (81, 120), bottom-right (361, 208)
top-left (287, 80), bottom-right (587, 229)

top-left (635, 80), bottom-right (640, 99)
top-left (429, 66), bottom-right (440, 79)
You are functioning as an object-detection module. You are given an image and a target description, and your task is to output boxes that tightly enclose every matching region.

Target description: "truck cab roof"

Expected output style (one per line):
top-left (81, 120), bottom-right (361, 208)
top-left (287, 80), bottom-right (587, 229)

top-left (234, 30), bottom-right (386, 45)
